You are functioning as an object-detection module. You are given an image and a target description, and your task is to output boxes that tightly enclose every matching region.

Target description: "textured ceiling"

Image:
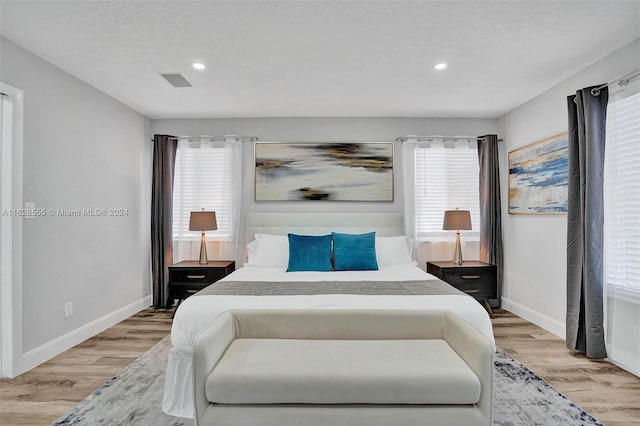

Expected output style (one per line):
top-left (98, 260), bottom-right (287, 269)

top-left (1, 1), bottom-right (639, 119)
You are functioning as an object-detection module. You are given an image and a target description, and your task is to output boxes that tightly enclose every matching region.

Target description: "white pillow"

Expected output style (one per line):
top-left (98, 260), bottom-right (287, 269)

top-left (376, 236), bottom-right (414, 267)
top-left (246, 235), bottom-right (289, 268)
top-left (254, 233), bottom-right (284, 239)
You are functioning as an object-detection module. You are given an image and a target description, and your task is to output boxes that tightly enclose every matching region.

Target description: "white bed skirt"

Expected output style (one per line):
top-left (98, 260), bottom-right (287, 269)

top-left (162, 347), bottom-right (196, 419)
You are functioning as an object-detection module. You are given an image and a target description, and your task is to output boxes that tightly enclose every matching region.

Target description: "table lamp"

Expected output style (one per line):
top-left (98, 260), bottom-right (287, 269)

top-left (189, 210), bottom-right (217, 264)
top-left (442, 209), bottom-right (472, 265)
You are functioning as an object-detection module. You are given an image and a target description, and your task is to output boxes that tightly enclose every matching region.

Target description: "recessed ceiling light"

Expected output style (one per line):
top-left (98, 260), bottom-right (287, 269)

top-left (192, 62), bottom-right (206, 70)
top-left (434, 63), bottom-right (447, 70)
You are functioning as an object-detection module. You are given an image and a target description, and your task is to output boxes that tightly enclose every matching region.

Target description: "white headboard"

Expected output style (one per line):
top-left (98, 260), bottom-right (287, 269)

top-left (245, 212), bottom-right (404, 244)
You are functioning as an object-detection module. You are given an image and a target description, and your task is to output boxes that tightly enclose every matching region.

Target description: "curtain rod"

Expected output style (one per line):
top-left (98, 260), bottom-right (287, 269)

top-left (171, 135), bottom-right (258, 142)
top-left (395, 135), bottom-right (503, 143)
top-left (591, 69), bottom-right (640, 96)
top-left (151, 135), bottom-right (258, 142)
top-left (153, 134), bottom-right (503, 143)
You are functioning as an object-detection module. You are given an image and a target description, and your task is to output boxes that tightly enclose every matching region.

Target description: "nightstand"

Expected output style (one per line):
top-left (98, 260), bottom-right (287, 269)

top-left (168, 260), bottom-right (235, 308)
top-left (426, 260), bottom-right (497, 317)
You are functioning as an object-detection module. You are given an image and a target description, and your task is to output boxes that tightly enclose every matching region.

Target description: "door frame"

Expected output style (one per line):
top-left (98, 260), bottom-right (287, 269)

top-left (1, 82), bottom-right (24, 378)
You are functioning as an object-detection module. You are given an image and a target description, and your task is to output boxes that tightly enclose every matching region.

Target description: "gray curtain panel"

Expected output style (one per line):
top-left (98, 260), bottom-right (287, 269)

top-left (566, 86), bottom-right (608, 358)
top-left (151, 134), bottom-right (177, 309)
top-left (477, 134), bottom-right (503, 308)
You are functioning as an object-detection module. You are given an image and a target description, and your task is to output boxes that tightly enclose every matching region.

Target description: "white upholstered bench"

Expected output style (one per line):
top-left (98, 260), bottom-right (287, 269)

top-left (193, 309), bottom-right (493, 426)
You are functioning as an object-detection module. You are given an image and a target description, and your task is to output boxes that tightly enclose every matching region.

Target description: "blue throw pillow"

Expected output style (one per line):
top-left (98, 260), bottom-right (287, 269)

top-left (286, 234), bottom-right (333, 272)
top-left (332, 231), bottom-right (379, 271)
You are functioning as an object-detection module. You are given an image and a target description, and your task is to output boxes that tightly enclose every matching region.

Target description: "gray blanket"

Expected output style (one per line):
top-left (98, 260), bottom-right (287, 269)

top-left (196, 279), bottom-right (465, 296)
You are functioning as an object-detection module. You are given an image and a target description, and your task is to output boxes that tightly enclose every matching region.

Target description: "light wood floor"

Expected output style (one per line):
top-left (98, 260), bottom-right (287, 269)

top-left (492, 309), bottom-right (640, 426)
top-left (1, 308), bottom-right (639, 425)
top-left (0, 308), bottom-right (173, 425)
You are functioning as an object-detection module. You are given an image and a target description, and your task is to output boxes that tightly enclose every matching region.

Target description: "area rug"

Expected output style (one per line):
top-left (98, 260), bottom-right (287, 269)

top-left (54, 336), bottom-right (603, 426)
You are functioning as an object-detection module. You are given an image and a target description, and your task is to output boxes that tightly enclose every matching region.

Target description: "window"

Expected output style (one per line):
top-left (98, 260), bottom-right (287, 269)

top-left (172, 140), bottom-right (234, 242)
top-left (414, 143), bottom-right (480, 239)
top-left (605, 85), bottom-right (640, 293)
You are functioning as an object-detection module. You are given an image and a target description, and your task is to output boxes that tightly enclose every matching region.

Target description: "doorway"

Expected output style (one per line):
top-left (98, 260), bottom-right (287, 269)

top-left (0, 82), bottom-right (24, 378)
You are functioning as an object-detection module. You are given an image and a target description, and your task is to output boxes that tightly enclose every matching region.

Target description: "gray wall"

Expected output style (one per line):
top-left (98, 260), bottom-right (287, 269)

top-left (0, 37), bottom-right (152, 352)
top-left (498, 38), bottom-right (640, 336)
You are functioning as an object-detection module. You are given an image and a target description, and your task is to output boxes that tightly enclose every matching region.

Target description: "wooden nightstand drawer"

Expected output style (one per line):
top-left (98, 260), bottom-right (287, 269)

top-left (170, 267), bottom-right (226, 285)
top-left (445, 278), bottom-right (496, 299)
top-left (168, 260), bottom-right (235, 309)
top-left (441, 267), bottom-right (495, 292)
top-left (426, 260), bottom-right (497, 316)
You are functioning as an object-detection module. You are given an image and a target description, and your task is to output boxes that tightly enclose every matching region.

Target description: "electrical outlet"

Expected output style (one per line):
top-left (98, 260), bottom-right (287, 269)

top-left (64, 302), bottom-right (73, 318)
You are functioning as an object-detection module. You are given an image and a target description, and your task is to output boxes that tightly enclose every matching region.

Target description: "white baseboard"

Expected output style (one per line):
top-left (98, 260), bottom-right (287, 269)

top-left (606, 352), bottom-right (640, 378)
top-left (17, 295), bottom-right (152, 376)
top-left (501, 297), bottom-right (566, 339)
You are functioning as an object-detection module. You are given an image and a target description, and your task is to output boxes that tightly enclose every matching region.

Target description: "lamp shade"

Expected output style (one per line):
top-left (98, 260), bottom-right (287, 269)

top-left (189, 211), bottom-right (217, 231)
top-left (442, 210), bottom-right (472, 231)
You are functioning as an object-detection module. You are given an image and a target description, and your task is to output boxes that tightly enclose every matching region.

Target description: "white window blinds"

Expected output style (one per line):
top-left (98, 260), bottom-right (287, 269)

top-left (414, 144), bottom-right (480, 238)
top-left (172, 140), bottom-right (234, 240)
top-left (605, 85), bottom-right (640, 293)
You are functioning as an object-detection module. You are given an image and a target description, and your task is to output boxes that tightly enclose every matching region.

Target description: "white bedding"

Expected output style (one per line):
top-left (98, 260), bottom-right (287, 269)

top-left (163, 265), bottom-right (495, 419)
top-left (229, 264), bottom-right (431, 282)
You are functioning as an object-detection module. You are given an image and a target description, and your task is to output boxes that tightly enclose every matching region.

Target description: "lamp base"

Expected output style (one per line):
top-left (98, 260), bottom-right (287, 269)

top-left (199, 231), bottom-right (208, 264)
top-left (452, 231), bottom-right (463, 265)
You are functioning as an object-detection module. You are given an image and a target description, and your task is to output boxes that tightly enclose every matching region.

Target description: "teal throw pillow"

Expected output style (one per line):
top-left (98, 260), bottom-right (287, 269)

top-left (332, 231), bottom-right (379, 271)
top-left (286, 234), bottom-right (333, 272)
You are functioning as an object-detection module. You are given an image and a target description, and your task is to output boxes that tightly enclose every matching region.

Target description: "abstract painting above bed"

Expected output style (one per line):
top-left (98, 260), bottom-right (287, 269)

top-left (254, 142), bottom-right (393, 202)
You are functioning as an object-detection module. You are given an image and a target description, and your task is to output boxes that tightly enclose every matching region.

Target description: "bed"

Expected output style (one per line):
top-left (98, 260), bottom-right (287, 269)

top-left (162, 213), bottom-right (495, 419)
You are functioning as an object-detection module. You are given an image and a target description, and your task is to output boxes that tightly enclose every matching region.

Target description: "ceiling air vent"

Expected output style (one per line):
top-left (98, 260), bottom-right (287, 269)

top-left (159, 73), bottom-right (193, 88)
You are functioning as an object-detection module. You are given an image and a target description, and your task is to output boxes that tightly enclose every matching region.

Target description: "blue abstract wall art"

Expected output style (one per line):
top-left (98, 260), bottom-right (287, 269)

top-left (508, 133), bottom-right (568, 214)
